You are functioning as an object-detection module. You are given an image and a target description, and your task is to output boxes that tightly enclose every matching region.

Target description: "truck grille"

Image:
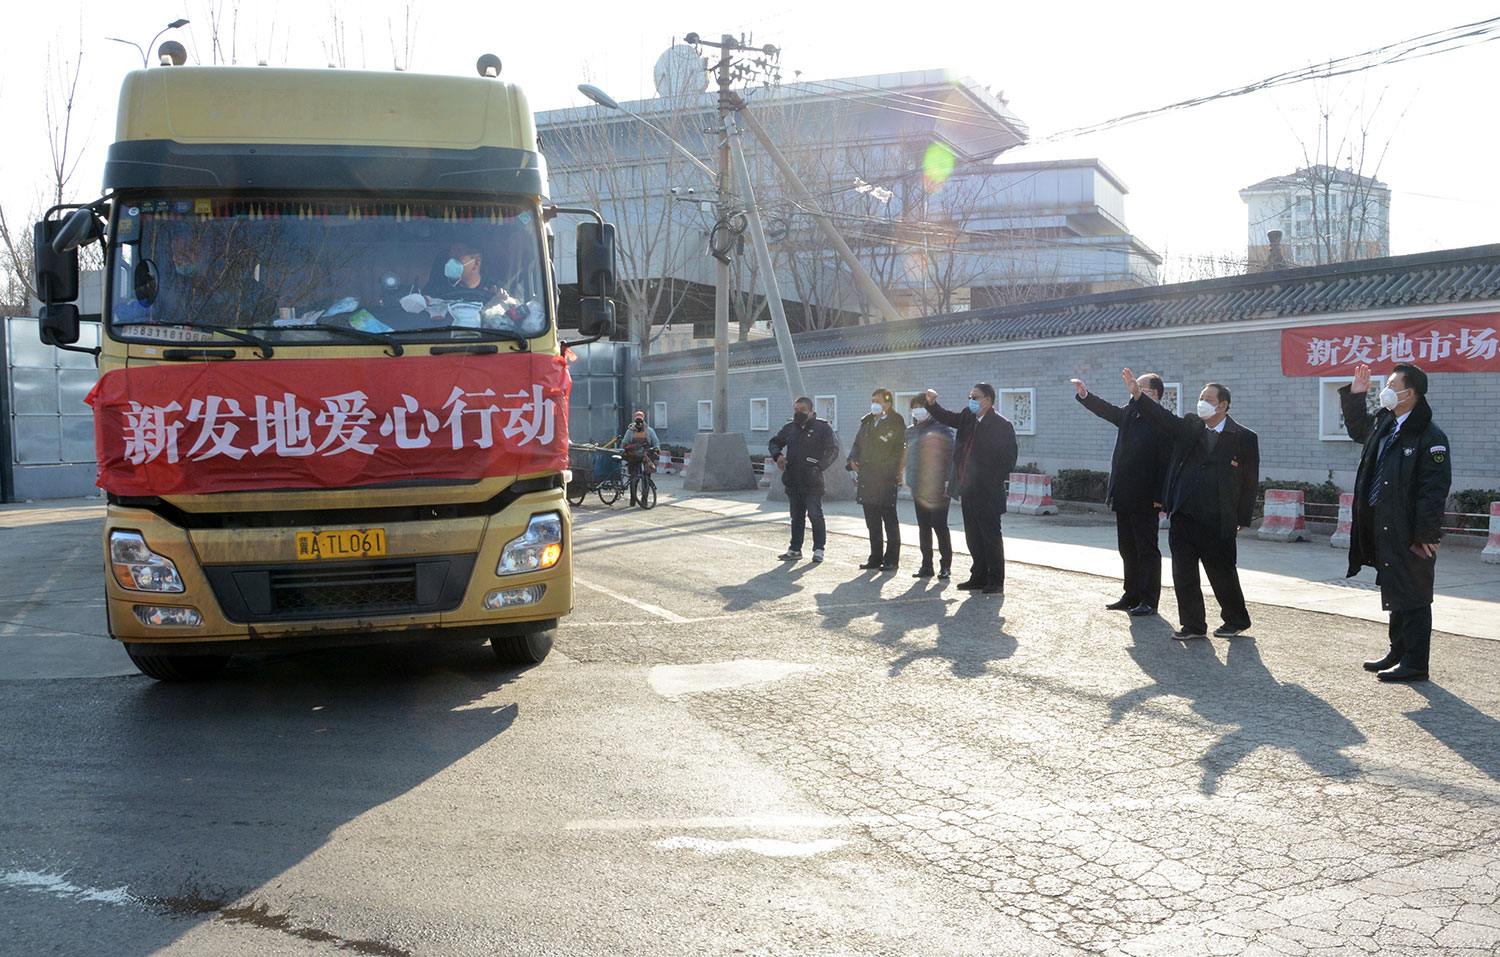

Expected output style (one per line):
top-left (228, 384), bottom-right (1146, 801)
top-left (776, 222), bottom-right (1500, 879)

top-left (204, 555), bottom-right (476, 623)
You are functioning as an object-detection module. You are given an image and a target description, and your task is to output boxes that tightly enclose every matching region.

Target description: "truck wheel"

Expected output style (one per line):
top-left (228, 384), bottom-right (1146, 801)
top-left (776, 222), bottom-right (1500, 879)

top-left (490, 629), bottom-right (553, 665)
top-left (127, 651), bottom-right (230, 681)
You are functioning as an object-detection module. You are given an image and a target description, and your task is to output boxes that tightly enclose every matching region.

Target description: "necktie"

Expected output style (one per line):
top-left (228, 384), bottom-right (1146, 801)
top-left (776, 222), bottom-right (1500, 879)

top-left (1205, 429), bottom-right (1219, 454)
top-left (1369, 426), bottom-right (1398, 506)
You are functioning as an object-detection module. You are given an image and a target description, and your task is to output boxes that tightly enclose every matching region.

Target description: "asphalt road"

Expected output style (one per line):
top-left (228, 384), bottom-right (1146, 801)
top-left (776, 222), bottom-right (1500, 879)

top-left (3, 500), bottom-right (1499, 955)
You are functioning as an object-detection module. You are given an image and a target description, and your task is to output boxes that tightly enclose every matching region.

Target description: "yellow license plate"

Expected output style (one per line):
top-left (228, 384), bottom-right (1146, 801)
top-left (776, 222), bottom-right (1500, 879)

top-left (295, 528), bottom-right (387, 560)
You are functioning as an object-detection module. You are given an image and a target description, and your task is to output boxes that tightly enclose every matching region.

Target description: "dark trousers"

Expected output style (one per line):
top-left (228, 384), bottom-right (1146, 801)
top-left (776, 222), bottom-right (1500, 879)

top-left (862, 504), bottom-right (900, 563)
top-left (1387, 605), bottom-right (1433, 669)
top-left (1116, 507), bottom-right (1162, 607)
top-left (627, 461), bottom-right (643, 504)
top-left (960, 493), bottom-right (1005, 589)
top-left (914, 499), bottom-right (953, 571)
top-left (787, 492), bottom-right (826, 552)
top-left (1167, 512), bottom-right (1250, 633)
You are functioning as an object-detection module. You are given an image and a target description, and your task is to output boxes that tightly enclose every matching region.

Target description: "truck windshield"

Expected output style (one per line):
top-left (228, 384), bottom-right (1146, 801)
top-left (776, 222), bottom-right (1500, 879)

top-left (107, 197), bottom-right (549, 345)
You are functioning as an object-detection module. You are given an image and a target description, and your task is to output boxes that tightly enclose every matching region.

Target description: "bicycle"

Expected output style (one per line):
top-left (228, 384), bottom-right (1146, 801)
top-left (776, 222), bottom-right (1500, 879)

top-left (622, 447), bottom-right (659, 510)
top-left (566, 448), bottom-right (628, 507)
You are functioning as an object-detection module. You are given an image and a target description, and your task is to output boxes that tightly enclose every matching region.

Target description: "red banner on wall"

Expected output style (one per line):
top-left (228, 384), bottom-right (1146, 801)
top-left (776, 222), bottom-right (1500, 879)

top-left (1281, 314), bottom-right (1500, 376)
top-left (86, 352), bottom-right (570, 496)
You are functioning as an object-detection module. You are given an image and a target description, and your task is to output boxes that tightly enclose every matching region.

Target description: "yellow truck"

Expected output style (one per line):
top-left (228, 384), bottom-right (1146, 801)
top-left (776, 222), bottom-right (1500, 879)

top-left (34, 51), bottom-right (616, 680)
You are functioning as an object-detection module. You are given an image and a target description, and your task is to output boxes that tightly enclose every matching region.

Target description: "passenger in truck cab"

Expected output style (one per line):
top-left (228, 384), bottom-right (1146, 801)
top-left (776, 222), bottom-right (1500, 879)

top-left (145, 227), bottom-right (275, 327)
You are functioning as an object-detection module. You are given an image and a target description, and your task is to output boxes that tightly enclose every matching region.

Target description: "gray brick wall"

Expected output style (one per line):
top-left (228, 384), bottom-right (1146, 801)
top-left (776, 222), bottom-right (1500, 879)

top-left (641, 332), bottom-right (1500, 493)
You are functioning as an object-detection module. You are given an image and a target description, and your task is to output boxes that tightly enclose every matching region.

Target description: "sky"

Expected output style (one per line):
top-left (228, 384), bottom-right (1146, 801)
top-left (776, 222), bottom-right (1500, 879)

top-left (5, 0), bottom-right (1498, 274)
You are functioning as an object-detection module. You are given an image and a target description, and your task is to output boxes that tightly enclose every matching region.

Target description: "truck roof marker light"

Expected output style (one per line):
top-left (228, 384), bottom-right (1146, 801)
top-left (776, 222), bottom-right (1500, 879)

top-left (476, 54), bottom-right (502, 79)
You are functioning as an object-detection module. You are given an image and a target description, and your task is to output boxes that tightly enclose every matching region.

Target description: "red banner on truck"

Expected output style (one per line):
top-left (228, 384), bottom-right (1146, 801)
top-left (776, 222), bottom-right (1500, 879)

top-left (1281, 314), bottom-right (1500, 376)
top-left (86, 352), bottom-right (570, 496)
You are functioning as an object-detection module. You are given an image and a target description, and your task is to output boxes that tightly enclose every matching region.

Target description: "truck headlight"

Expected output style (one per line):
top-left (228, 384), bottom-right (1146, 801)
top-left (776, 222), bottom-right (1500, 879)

top-left (497, 512), bottom-right (563, 576)
top-left (110, 530), bottom-right (185, 593)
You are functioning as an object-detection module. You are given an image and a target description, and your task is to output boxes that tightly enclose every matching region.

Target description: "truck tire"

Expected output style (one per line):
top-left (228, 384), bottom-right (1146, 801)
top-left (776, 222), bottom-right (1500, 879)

top-left (127, 651), bottom-right (230, 681)
top-left (490, 628), bottom-right (553, 665)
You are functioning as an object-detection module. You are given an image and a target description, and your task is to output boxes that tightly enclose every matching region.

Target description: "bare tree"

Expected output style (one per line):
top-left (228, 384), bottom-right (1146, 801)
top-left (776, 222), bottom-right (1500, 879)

top-left (44, 32), bottom-right (90, 209)
top-left (388, 3), bottom-right (421, 72)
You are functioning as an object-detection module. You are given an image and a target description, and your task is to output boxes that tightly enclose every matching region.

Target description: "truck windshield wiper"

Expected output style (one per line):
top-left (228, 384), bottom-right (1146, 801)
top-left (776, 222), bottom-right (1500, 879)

top-left (389, 326), bottom-right (530, 351)
top-left (241, 323), bottom-right (404, 356)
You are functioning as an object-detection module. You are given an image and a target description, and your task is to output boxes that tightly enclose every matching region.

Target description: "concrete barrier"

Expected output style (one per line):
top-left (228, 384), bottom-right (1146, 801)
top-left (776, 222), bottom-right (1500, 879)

top-left (1484, 502), bottom-right (1500, 565)
top-left (1006, 473), bottom-right (1027, 511)
top-left (1330, 493), bottom-right (1354, 549)
top-left (1258, 489), bottom-right (1310, 542)
top-left (1018, 473), bottom-right (1058, 516)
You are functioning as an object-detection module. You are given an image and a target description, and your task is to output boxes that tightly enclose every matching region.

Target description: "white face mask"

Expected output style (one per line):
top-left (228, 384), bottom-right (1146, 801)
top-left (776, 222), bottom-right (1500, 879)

top-left (870, 402), bottom-right (884, 416)
top-left (1378, 386), bottom-right (1407, 411)
top-left (911, 408), bottom-right (930, 424)
top-left (1196, 399), bottom-right (1218, 420)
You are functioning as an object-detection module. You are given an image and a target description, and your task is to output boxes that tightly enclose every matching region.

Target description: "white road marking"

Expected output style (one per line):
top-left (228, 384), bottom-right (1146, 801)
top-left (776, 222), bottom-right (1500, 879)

top-left (1, 869), bottom-right (134, 906)
top-left (572, 576), bottom-right (690, 623)
top-left (649, 659), bottom-right (815, 696)
top-left (652, 836), bottom-right (846, 857)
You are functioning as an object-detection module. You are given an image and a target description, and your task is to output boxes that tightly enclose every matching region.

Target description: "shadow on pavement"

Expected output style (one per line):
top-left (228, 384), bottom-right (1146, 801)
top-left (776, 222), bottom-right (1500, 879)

top-left (715, 561), bottom-right (814, 612)
top-left (1111, 618), bottom-right (1365, 795)
top-left (4, 641), bottom-right (524, 955)
top-left (889, 593), bottom-right (1016, 679)
top-left (1404, 683), bottom-right (1500, 783)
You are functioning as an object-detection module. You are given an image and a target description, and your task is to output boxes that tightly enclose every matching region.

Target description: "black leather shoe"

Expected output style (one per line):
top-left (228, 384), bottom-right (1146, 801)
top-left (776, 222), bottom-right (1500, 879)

top-left (938, 566), bottom-right (950, 580)
top-left (1129, 604), bottom-right (1156, 617)
top-left (881, 562), bottom-right (898, 571)
top-left (913, 567), bottom-right (935, 578)
top-left (956, 580), bottom-right (982, 591)
top-left (1105, 598), bottom-right (1135, 610)
top-left (1377, 663), bottom-right (1429, 682)
top-left (982, 585), bottom-right (1003, 596)
top-left (1173, 627), bottom-right (1207, 640)
top-left (1362, 653), bottom-right (1400, 673)
top-left (1213, 624), bottom-right (1249, 637)
top-left (858, 560), bottom-right (882, 570)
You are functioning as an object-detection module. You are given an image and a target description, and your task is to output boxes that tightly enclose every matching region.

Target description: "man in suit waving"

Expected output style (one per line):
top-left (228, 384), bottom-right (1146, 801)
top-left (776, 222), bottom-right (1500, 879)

top-left (1072, 372), bottom-right (1172, 617)
top-left (1124, 368), bottom-right (1259, 640)
top-left (921, 383), bottom-right (1019, 596)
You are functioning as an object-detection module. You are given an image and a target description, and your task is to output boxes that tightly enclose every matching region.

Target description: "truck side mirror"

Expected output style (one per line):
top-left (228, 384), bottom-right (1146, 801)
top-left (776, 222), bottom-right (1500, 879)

top-left (578, 298), bottom-right (615, 338)
top-left (39, 303), bottom-right (81, 347)
top-left (33, 219), bottom-right (80, 304)
top-left (576, 222), bottom-right (616, 298)
top-left (52, 206), bottom-right (102, 254)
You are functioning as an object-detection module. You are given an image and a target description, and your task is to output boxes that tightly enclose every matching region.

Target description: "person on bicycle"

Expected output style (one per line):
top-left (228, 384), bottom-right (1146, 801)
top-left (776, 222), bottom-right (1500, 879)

top-left (619, 411), bottom-right (660, 507)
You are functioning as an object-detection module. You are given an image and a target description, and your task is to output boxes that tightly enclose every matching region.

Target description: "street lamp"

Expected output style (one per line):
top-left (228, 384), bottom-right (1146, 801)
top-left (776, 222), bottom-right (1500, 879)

top-left (107, 18), bottom-right (189, 69)
top-left (576, 83), bottom-right (717, 180)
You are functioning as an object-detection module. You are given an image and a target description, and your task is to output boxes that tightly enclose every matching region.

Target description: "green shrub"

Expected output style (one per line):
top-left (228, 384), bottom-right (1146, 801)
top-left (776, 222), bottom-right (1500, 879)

top-left (1053, 469), bottom-right (1110, 503)
top-left (1015, 461), bottom-right (1042, 474)
top-left (1448, 488), bottom-right (1500, 529)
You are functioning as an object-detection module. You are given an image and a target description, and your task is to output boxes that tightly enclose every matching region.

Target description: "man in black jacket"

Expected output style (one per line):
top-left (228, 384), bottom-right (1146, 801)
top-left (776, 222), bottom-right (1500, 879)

top-left (1124, 368), bottom-right (1259, 640)
top-left (1072, 373), bottom-right (1172, 617)
top-left (848, 388), bottom-right (907, 570)
top-left (921, 384), bottom-right (1019, 596)
top-left (1341, 361), bottom-right (1452, 682)
top-left (768, 396), bottom-right (841, 563)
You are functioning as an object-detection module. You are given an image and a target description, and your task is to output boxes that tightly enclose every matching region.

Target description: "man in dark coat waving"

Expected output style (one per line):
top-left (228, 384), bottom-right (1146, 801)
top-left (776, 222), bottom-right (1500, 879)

top-left (1341, 361), bottom-right (1452, 682)
top-left (1072, 372), bottom-right (1172, 617)
top-left (1124, 368), bottom-right (1259, 640)
top-left (921, 383), bottom-right (1018, 596)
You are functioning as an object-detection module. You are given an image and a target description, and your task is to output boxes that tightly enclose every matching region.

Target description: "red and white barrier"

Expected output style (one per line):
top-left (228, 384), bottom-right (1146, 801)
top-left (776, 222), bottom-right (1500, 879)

top-left (1483, 501), bottom-right (1500, 565)
top-left (1018, 473), bottom-right (1058, 515)
top-left (1006, 473), bottom-right (1027, 511)
top-left (1258, 489), bottom-right (1310, 542)
top-left (759, 457), bottom-right (775, 488)
top-left (680, 454), bottom-right (692, 478)
top-left (1330, 493), bottom-right (1354, 549)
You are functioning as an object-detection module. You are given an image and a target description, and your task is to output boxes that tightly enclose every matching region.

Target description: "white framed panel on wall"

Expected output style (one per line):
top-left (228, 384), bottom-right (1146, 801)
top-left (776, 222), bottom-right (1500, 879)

top-left (749, 397), bottom-right (770, 431)
top-left (998, 388), bottom-right (1035, 435)
top-left (815, 395), bottom-right (838, 431)
top-left (1319, 376), bottom-right (1378, 441)
top-left (1160, 382), bottom-right (1182, 415)
top-left (696, 400), bottom-right (713, 431)
top-left (894, 391), bottom-right (924, 418)
top-left (652, 401), bottom-right (668, 429)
